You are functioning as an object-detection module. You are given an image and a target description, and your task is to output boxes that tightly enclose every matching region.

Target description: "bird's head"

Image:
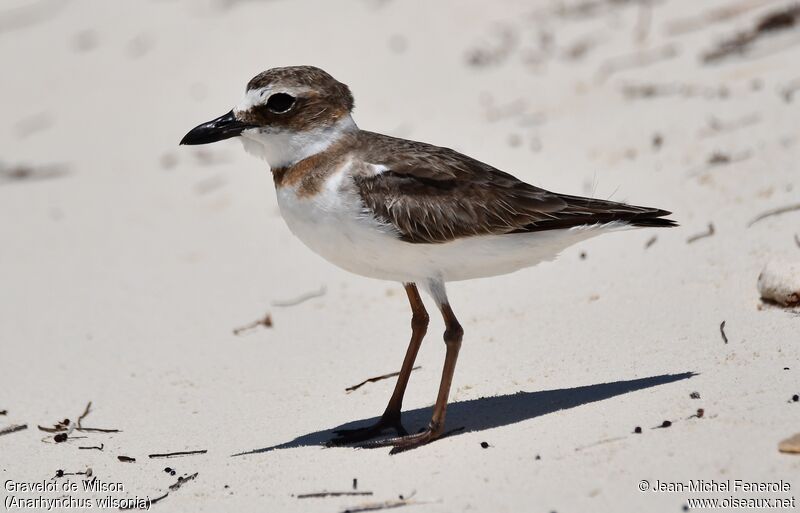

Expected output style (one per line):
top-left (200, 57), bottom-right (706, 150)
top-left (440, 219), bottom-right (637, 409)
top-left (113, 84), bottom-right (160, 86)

top-left (180, 66), bottom-right (356, 168)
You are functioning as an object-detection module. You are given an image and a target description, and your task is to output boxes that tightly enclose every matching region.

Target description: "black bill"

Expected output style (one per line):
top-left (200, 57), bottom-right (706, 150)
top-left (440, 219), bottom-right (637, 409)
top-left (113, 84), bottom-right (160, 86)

top-left (179, 110), bottom-right (256, 145)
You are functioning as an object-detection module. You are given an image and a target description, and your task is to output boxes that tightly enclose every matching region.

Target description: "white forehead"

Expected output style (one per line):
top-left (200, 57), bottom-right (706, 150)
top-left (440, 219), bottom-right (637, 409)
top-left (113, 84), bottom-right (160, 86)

top-left (234, 85), bottom-right (312, 114)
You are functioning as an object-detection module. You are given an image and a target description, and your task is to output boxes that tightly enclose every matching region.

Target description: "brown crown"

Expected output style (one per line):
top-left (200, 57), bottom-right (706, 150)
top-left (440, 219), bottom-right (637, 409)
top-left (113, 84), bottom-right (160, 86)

top-left (239, 66), bottom-right (354, 131)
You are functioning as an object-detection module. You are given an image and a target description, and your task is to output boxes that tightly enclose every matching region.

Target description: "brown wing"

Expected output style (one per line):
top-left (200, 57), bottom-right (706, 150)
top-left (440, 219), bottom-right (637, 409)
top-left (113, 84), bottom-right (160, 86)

top-left (354, 132), bottom-right (675, 244)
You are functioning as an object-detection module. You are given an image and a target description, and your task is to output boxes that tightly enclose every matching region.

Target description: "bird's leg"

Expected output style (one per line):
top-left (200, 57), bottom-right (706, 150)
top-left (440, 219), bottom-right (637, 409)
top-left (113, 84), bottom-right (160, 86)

top-left (381, 283), bottom-right (429, 427)
top-left (365, 285), bottom-right (463, 454)
top-left (329, 283), bottom-right (429, 445)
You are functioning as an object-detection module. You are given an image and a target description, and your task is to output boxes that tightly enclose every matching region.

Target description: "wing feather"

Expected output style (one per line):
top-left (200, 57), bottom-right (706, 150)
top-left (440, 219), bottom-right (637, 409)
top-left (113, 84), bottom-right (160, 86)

top-left (353, 132), bottom-right (675, 244)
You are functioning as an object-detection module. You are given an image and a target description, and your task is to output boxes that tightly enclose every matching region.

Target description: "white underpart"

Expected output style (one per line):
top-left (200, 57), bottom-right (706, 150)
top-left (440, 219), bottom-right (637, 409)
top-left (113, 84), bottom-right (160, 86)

top-left (275, 159), bottom-right (631, 285)
top-left (238, 115), bottom-right (356, 169)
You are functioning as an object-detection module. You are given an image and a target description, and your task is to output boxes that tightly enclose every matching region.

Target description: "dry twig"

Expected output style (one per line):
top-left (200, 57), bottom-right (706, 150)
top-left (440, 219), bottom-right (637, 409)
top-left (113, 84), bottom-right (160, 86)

top-left (747, 203), bottom-right (800, 227)
top-left (703, 5), bottom-right (800, 63)
top-left (297, 491), bottom-right (373, 499)
top-left (0, 424), bottom-right (27, 437)
top-left (666, 0), bottom-right (778, 35)
top-left (169, 473), bottom-right (198, 492)
top-left (0, 162), bottom-right (68, 184)
top-left (687, 223), bottom-right (715, 244)
top-left (720, 321), bottom-right (729, 344)
top-left (346, 367), bottom-right (421, 393)
top-left (340, 494), bottom-right (418, 513)
top-left (272, 285), bottom-right (327, 307)
top-left (574, 436), bottom-right (627, 452)
top-left (38, 420), bottom-right (71, 433)
top-left (119, 474), bottom-right (196, 510)
top-left (77, 402), bottom-right (91, 429)
top-left (708, 151), bottom-right (751, 167)
top-left (233, 313), bottom-right (273, 335)
top-left (39, 403), bottom-right (119, 434)
top-left (148, 450), bottom-right (207, 459)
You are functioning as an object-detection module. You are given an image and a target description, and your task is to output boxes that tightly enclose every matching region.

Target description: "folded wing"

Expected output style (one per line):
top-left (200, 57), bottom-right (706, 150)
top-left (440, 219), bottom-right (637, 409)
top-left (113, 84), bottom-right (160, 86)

top-left (354, 132), bottom-right (675, 244)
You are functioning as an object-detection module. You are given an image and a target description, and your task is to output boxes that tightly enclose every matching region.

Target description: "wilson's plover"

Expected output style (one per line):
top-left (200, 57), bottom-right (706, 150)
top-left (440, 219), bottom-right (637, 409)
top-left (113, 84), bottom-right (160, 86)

top-left (181, 66), bottom-right (676, 453)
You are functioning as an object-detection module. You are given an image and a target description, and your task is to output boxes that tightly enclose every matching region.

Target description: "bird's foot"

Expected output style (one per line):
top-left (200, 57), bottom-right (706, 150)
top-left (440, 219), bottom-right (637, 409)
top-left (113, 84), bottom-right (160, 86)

top-left (360, 423), bottom-right (451, 454)
top-left (327, 411), bottom-right (408, 446)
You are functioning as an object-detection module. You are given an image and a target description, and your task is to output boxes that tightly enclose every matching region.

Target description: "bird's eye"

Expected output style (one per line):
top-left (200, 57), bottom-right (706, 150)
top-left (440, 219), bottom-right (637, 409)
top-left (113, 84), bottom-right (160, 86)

top-left (265, 93), bottom-right (296, 113)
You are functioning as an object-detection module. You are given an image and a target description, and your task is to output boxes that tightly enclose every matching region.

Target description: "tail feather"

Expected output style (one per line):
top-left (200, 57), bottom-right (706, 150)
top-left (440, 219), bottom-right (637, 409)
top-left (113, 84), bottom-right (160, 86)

top-left (627, 209), bottom-right (678, 228)
top-left (518, 195), bottom-right (678, 232)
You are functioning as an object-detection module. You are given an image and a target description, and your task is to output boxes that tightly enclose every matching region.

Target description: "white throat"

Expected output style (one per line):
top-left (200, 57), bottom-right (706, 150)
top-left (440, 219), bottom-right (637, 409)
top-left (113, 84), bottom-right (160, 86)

top-left (238, 115), bottom-right (357, 169)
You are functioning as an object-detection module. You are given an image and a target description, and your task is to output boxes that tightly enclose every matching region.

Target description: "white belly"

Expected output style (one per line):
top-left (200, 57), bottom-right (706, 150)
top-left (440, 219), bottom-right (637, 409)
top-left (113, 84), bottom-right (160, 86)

top-left (275, 169), bottom-right (622, 283)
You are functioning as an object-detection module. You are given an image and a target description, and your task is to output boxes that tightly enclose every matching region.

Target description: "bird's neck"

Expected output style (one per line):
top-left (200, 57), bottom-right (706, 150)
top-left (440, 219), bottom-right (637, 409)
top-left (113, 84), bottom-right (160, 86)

top-left (240, 115), bottom-right (357, 170)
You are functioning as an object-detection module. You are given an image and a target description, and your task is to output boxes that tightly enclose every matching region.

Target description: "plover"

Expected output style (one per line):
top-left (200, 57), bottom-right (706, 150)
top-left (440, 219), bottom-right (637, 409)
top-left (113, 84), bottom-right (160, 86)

top-left (181, 66), bottom-right (675, 453)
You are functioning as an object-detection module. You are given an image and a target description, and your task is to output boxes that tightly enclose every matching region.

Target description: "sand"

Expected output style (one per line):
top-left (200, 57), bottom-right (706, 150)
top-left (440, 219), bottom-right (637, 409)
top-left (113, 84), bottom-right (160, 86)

top-left (1, 0), bottom-right (799, 511)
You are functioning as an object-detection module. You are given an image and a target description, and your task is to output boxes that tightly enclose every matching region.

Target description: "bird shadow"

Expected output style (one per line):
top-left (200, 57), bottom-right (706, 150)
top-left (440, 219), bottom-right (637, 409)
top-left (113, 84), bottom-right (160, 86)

top-left (233, 371), bottom-right (696, 456)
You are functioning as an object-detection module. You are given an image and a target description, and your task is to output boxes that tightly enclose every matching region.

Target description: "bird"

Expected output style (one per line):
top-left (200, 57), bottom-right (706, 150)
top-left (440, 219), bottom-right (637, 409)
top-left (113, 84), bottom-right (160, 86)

top-left (180, 65), bottom-right (676, 453)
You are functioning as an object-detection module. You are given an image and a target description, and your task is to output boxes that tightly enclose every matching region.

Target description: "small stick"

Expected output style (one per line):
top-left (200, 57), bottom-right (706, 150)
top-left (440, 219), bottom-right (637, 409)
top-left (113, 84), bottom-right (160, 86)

top-left (0, 163), bottom-right (69, 184)
top-left (117, 456), bottom-right (136, 463)
top-left (666, 0), bottom-right (775, 35)
top-left (297, 491), bottom-right (374, 499)
top-left (574, 435), bottom-right (627, 451)
top-left (346, 367), bottom-right (421, 393)
top-left (119, 492), bottom-right (168, 510)
top-left (748, 203), bottom-right (800, 227)
top-left (702, 5), bottom-right (800, 63)
top-left (79, 444), bottom-right (104, 451)
top-left (233, 313), bottom-right (273, 336)
top-left (644, 235), bottom-right (657, 249)
top-left (687, 223), bottom-right (715, 244)
top-left (688, 408), bottom-right (705, 419)
top-left (77, 427), bottom-right (120, 433)
top-left (720, 321), bottom-right (729, 344)
top-left (169, 472), bottom-right (198, 491)
top-left (272, 285), bottom-right (327, 307)
top-left (0, 424), bottom-right (27, 437)
top-left (340, 497), bottom-right (418, 513)
top-left (148, 450), bottom-right (207, 459)
top-left (706, 150), bottom-right (751, 169)
top-left (150, 493), bottom-right (169, 506)
top-left (56, 469), bottom-right (92, 478)
top-left (38, 418), bottom-right (71, 433)
top-left (120, 473), bottom-right (197, 510)
top-left (77, 401), bottom-right (92, 429)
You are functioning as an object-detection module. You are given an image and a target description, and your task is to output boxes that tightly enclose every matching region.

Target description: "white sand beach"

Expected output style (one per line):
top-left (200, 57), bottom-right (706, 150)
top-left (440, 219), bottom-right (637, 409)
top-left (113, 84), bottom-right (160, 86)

top-left (1, 0), bottom-right (799, 511)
